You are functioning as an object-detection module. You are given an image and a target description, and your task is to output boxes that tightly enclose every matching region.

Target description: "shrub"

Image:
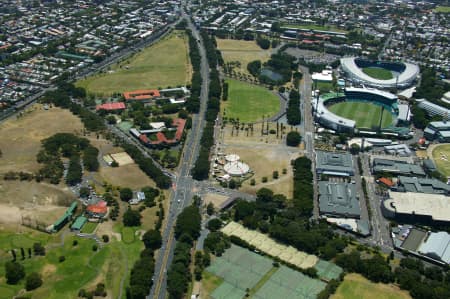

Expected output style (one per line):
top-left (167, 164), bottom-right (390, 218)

top-left (59, 256), bottom-right (65, 263)
top-left (25, 272), bottom-right (43, 291)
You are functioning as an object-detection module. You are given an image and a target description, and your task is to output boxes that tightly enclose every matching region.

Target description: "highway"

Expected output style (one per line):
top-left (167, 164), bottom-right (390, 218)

top-left (149, 3), bottom-right (211, 298)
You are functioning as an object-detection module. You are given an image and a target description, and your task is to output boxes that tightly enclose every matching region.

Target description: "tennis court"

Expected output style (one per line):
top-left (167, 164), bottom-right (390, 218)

top-left (253, 266), bottom-right (326, 299)
top-left (211, 282), bottom-right (246, 299)
top-left (315, 260), bottom-right (343, 281)
top-left (207, 245), bottom-right (273, 298)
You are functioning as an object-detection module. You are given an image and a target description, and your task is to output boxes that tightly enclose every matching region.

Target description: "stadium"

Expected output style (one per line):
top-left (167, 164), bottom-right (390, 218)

top-left (340, 57), bottom-right (419, 89)
top-left (314, 87), bottom-right (410, 134)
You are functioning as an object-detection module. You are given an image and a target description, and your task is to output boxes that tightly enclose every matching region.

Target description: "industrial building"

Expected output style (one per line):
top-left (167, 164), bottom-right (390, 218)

top-left (372, 158), bottom-right (426, 177)
top-left (416, 99), bottom-right (450, 119)
top-left (315, 151), bottom-right (354, 177)
top-left (382, 192), bottom-right (450, 225)
top-left (393, 176), bottom-right (450, 195)
top-left (318, 182), bottom-right (360, 218)
top-left (423, 121), bottom-right (450, 142)
top-left (392, 225), bottom-right (450, 266)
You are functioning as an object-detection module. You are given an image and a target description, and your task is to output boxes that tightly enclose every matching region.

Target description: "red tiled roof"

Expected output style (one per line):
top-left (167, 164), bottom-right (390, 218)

top-left (149, 118), bottom-right (186, 145)
top-left (86, 205), bottom-right (107, 214)
top-left (139, 134), bottom-right (150, 144)
top-left (378, 177), bottom-right (394, 187)
top-left (96, 102), bottom-right (126, 111)
top-left (173, 118), bottom-right (186, 141)
top-left (123, 89), bottom-right (161, 101)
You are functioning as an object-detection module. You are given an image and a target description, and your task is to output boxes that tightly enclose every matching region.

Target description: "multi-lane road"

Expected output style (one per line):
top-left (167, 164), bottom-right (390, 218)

top-left (149, 6), bottom-right (211, 299)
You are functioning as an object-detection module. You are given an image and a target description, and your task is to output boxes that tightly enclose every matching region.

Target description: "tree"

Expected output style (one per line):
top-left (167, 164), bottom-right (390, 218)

top-left (102, 235), bottom-right (109, 243)
top-left (25, 272), bottom-right (43, 291)
top-left (11, 249), bottom-right (16, 261)
top-left (20, 247), bottom-right (25, 260)
top-left (142, 229), bottom-right (162, 250)
top-left (206, 203), bottom-right (215, 216)
top-left (272, 170), bottom-right (279, 179)
top-left (33, 242), bottom-right (45, 256)
top-left (286, 131), bottom-right (301, 146)
top-left (79, 186), bottom-right (90, 198)
top-left (5, 261), bottom-right (25, 284)
top-left (123, 208), bottom-right (141, 227)
top-left (59, 256), bottom-right (65, 262)
top-left (207, 218), bottom-right (222, 232)
top-left (350, 143), bottom-right (360, 155)
top-left (106, 115), bottom-right (117, 124)
top-left (120, 187), bottom-right (133, 202)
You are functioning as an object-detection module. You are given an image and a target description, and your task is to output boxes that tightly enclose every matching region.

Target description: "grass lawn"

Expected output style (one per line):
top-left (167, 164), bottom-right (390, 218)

top-left (0, 233), bottom-right (109, 299)
top-left (434, 6), bottom-right (450, 13)
top-left (201, 271), bottom-right (224, 297)
top-left (76, 31), bottom-right (191, 96)
top-left (328, 101), bottom-right (394, 129)
top-left (121, 227), bottom-right (136, 244)
top-left (281, 23), bottom-right (347, 33)
top-left (431, 144), bottom-right (450, 177)
top-left (332, 273), bottom-right (411, 299)
top-left (223, 79), bottom-right (280, 123)
top-left (80, 222), bottom-right (98, 234)
top-left (362, 67), bottom-right (393, 80)
top-left (216, 38), bottom-right (271, 76)
top-left (316, 81), bottom-right (335, 93)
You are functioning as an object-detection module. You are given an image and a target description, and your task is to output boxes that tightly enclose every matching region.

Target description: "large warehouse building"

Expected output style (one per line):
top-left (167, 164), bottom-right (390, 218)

top-left (318, 182), bottom-right (360, 218)
top-left (340, 57), bottom-right (419, 89)
top-left (382, 192), bottom-right (450, 225)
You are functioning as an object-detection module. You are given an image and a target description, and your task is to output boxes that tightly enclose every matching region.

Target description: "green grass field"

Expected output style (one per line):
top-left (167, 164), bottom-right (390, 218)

top-left (328, 101), bottom-right (394, 129)
top-left (281, 23), bottom-right (347, 33)
top-left (80, 222), bottom-right (97, 234)
top-left (332, 273), bottom-right (411, 299)
top-left (223, 79), bottom-right (280, 123)
top-left (434, 6), bottom-right (450, 13)
top-left (431, 144), bottom-right (450, 177)
top-left (362, 67), bottom-right (393, 80)
top-left (0, 225), bottom-right (144, 299)
top-left (76, 31), bottom-right (191, 96)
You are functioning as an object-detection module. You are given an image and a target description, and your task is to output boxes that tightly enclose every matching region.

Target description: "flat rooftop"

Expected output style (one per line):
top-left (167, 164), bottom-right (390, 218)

top-left (318, 182), bottom-right (360, 217)
top-left (384, 192), bottom-right (450, 222)
top-left (316, 151), bottom-right (354, 176)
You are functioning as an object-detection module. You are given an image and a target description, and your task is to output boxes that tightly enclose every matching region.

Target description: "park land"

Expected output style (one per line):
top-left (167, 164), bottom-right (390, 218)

top-left (76, 31), bottom-right (191, 96)
top-left (0, 104), bottom-right (164, 298)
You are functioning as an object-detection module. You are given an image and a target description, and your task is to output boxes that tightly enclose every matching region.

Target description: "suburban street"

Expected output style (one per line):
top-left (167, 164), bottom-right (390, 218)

top-left (299, 65), bottom-right (319, 219)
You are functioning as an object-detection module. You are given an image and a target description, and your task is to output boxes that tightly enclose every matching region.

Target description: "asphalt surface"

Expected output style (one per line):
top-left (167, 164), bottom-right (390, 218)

top-left (360, 153), bottom-right (392, 249)
top-left (149, 6), bottom-right (211, 299)
top-left (298, 66), bottom-right (319, 219)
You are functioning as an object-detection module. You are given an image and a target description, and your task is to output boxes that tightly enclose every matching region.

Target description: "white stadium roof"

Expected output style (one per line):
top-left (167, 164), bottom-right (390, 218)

top-left (224, 161), bottom-right (250, 176)
top-left (340, 57), bottom-right (419, 88)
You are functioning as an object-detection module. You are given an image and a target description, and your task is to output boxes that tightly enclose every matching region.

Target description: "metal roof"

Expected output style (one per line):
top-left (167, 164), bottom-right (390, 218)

top-left (318, 182), bottom-right (360, 217)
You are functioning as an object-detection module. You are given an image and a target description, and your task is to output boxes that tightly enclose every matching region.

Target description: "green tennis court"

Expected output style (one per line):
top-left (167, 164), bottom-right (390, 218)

top-left (253, 266), bottom-right (326, 299)
top-left (315, 259), bottom-right (343, 281)
top-left (211, 282), bottom-right (246, 299)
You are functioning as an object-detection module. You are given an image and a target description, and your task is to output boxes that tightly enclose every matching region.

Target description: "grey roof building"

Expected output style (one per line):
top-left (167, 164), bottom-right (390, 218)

top-left (316, 151), bottom-right (354, 176)
top-left (372, 158), bottom-right (426, 177)
top-left (423, 121), bottom-right (450, 142)
top-left (395, 176), bottom-right (450, 195)
top-left (318, 182), bottom-right (360, 218)
top-left (418, 232), bottom-right (450, 265)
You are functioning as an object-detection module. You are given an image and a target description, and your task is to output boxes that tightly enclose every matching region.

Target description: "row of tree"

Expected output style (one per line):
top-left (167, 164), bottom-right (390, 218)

top-left (191, 32), bottom-right (222, 180)
top-left (286, 89), bottom-right (301, 125)
top-left (335, 252), bottom-right (450, 299)
top-left (41, 83), bottom-right (105, 132)
top-left (120, 142), bottom-right (171, 189)
top-left (167, 204), bottom-right (202, 299)
top-left (185, 29), bottom-right (201, 113)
